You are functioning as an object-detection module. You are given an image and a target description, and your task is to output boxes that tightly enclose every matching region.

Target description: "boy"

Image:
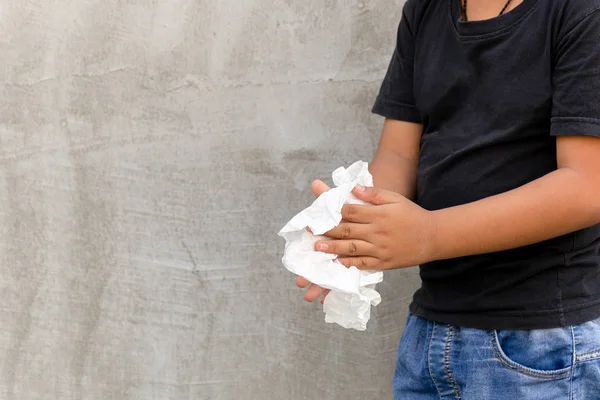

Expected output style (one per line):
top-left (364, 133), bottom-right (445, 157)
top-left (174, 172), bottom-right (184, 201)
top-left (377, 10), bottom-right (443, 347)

top-left (296, 0), bottom-right (600, 398)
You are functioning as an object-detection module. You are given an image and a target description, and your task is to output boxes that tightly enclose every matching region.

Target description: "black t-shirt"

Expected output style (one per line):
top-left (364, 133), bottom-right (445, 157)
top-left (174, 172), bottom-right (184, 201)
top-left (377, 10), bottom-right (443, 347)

top-left (372, 0), bottom-right (600, 330)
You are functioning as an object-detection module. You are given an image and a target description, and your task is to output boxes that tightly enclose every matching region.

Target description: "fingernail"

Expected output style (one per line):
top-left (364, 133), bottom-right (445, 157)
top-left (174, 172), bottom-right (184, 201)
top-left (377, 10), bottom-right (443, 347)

top-left (317, 243), bottom-right (329, 251)
top-left (355, 184), bottom-right (365, 192)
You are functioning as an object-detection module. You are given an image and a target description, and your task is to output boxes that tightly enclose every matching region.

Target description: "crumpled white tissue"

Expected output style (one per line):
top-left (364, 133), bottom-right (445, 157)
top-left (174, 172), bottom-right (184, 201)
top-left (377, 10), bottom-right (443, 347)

top-left (278, 161), bottom-right (383, 331)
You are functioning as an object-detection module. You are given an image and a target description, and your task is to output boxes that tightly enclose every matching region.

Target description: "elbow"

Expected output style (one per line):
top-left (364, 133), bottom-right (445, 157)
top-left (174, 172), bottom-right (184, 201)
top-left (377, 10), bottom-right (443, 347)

top-left (585, 186), bottom-right (600, 227)
top-left (592, 201), bottom-right (600, 226)
top-left (563, 166), bottom-right (600, 227)
top-left (586, 175), bottom-right (600, 225)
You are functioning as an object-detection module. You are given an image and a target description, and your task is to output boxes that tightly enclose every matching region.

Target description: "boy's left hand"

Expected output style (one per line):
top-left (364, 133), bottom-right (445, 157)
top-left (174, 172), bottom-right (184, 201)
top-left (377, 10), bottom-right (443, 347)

top-left (314, 181), bottom-right (436, 270)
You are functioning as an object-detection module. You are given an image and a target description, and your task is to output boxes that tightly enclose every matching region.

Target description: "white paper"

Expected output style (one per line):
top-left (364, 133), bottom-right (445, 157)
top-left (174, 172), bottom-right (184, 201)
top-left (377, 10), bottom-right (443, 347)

top-left (278, 161), bottom-right (383, 331)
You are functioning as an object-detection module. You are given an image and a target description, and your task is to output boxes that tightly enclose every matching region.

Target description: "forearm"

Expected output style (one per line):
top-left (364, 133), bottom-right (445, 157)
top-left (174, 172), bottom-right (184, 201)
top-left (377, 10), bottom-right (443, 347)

top-left (429, 167), bottom-right (600, 261)
top-left (368, 119), bottom-right (422, 200)
top-left (369, 148), bottom-right (418, 200)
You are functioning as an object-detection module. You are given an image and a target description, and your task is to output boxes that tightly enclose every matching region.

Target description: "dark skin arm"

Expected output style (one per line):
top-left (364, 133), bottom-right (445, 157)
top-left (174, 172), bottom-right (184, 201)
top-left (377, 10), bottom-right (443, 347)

top-left (314, 136), bottom-right (600, 272)
top-left (297, 119), bottom-right (423, 303)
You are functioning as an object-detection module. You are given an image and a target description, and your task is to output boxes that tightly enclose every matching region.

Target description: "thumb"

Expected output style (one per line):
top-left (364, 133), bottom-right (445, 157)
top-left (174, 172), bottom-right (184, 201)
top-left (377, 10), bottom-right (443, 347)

top-left (353, 185), bottom-right (401, 205)
top-left (311, 179), bottom-right (331, 198)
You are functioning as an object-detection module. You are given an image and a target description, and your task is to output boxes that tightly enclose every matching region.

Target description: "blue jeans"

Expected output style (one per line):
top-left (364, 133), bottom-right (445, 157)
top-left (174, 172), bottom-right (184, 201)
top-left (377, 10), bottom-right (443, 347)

top-left (394, 312), bottom-right (600, 399)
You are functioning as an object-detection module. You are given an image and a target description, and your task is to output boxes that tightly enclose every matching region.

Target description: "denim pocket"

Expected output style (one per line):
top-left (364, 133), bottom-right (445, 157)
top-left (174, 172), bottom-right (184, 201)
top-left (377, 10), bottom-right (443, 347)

top-left (490, 327), bottom-right (574, 379)
top-left (575, 317), bottom-right (600, 363)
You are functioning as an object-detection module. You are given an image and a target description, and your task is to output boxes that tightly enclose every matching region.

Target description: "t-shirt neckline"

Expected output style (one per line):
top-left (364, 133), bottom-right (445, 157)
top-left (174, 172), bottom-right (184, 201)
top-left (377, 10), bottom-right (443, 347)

top-left (450, 0), bottom-right (540, 37)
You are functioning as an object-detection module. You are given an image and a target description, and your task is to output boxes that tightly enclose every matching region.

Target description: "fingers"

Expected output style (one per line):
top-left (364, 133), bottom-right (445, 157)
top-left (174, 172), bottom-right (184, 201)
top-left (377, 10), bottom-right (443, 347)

top-left (311, 180), bottom-right (331, 198)
top-left (298, 276), bottom-right (325, 302)
top-left (340, 204), bottom-right (375, 223)
top-left (304, 283), bottom-right (324, 302)
top-left (315, 239), bottom-right (375, 258)
top-left (296, 276), bottom-right (311, 288)
top-left (337, 257), bottom-right (380, 270)
top-left (352, 185), bottom-right (401, 205)
top-left (324, 222), bottom-right (371, 241)
top-left (320, 289), bottom-right (331, 304)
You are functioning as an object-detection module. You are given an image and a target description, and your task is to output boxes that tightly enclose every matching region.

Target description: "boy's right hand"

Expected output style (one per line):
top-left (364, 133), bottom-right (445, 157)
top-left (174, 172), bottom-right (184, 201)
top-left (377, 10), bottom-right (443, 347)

top-left (297, 179), bottom-right (332, 304)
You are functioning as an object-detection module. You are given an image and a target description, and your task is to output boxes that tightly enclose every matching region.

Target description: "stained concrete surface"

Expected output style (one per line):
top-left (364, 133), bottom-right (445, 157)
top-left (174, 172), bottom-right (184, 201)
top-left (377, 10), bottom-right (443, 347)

top-left (0, 0), bottom-right (420, 399)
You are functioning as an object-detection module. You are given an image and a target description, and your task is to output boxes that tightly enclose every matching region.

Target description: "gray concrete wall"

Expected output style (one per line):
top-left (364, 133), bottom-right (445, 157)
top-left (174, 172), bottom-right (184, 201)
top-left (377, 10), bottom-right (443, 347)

top-left (0, 0), bottom-right (419, 398)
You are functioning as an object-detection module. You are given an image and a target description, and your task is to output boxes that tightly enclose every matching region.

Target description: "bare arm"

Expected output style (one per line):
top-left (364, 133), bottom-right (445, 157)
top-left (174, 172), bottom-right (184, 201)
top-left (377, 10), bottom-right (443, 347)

top-left (299, 118), bottom-right (422, 301)
top-left (314, 135), bottom-right (600, 270)
top-left (369, 119), bottom-right (423, 199)
top-left (429, 135), bottom-right (600, 260)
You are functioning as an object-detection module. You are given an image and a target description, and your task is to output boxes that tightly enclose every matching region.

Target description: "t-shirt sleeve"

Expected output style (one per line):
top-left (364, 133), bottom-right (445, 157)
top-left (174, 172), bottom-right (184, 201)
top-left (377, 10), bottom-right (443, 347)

top-left (550, 10), bottom-right (600, 138)
top-left (371, 2), bottom-right (421, 123)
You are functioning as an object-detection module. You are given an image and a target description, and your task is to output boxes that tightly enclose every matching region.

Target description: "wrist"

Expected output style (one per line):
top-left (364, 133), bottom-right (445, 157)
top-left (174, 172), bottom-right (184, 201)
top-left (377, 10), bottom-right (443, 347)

top-left (422, 209), bottom-right (441, 264)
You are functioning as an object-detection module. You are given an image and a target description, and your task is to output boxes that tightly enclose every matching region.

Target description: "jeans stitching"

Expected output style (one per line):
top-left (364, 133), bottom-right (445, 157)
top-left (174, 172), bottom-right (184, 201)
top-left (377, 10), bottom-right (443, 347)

top-left (576, 348), bottom-right (600, 357)
top-left (443, 326), bottom-right (462, 399)
top-left (428, 322), bottom-right (443, 400)
top-left (575, 350), bottom-right (600, 363)
top-left (489, 331), bottom-right (573, 379)
top-left (570, 326), bottom-right (576, 400)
